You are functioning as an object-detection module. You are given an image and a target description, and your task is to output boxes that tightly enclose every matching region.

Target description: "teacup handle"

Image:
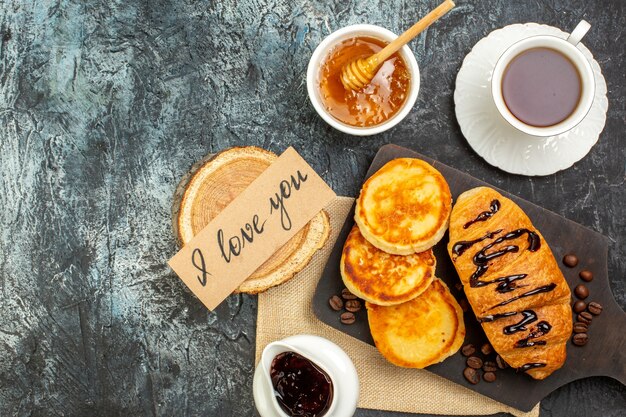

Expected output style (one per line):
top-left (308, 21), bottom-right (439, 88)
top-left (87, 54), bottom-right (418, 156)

top-left (567, 20), bottom-right (591, 46)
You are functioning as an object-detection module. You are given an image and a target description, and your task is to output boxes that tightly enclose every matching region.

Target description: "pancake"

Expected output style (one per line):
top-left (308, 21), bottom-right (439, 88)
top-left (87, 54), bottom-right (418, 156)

top-left (367, 278), bottom-right (465, 368)
top-left (355, 158), bottom-right (452, 255)
top-left (340, 225), bottom-right (436, 306)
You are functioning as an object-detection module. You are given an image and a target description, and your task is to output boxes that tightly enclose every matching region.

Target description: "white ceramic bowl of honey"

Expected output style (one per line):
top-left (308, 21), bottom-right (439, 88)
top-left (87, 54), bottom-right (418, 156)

top-left (307, 24), bottom-right (420, 136)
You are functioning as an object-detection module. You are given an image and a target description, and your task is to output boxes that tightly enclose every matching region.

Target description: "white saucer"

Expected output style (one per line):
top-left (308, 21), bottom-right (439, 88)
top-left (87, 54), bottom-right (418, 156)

top-left (454, 23), bottom-right (608, 176)
top-left (253, 335), bottom-right (359, 417)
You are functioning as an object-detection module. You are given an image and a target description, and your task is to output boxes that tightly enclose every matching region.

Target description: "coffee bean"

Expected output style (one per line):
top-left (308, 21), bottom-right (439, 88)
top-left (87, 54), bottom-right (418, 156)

top-left (345, 299), bottom-right (362, 313)
top-left (483, 371), bottom-right (497, 383)
top-left (461, 344), bottom-right (476, 357)
top-left (340, 312), bottom-right (355, 325)
top-left (341, 288), bottom-right (357, 300)
top-left (588, 301), bottom-right (603, 316)
top-left (467, 356), bottom-right (483, 369)
top-left (459, 299), bottom-right (470, 313)
top-left (573, 300), bottom-right (587, 313)
top-left (496, 355), bottom-right (508, 369)
top-left (579, 269), bottom-right (594, 282)
top-left (577, 311), bottom-right (593, 325)
top-left (329, 295), bottom-right (343, 311)
top-left (572, 333), bottom-right (588, 346)
top-left (563, 254), bottom-right (579, 267)
top-left (574, 284), bottom-right (589, 300)
top-left (573, 322), bottom-right (588, 334)
top-left (483, 361), bottom-right (498, 372)
top-left (455, 282), bottom-right (463, 291)
top-left (463, 367), bottom-right (480, 384)
top-left (480, 343), bottom-right (493, 356)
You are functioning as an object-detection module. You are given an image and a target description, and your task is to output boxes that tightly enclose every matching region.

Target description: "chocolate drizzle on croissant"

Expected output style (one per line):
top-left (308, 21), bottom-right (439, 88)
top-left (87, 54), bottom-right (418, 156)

top-left (477, 311), bottom-right (517, 323)
top-left (519, 362), bottom-right (547, 372)
top-left (503, 310), bottom-right (537, 334)
top-left (458, 227), bottom-right (554, 365)
top-left (515, 321), bottom-right (552, 348)
top-left (473, 273), bottom-right (528, 294)
top-left (463, 199), bottom-right (501, 229)
top-left (469, 228), bottom-right (541, 287)
top-left (452, 229), bottom-right (502, 259)
top-left (448, 188), bottom-right (572, 380)
top-left (488, 283), bottom-right (557, 310)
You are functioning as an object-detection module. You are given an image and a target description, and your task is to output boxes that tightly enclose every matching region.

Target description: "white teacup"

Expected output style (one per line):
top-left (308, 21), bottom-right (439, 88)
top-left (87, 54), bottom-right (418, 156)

top-left (491, 20), bottom-right (595, 137)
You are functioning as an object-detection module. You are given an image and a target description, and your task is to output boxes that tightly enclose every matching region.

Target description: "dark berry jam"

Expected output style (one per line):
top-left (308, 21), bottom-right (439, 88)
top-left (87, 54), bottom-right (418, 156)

top-left (270, 351), bottom-right (333, 417)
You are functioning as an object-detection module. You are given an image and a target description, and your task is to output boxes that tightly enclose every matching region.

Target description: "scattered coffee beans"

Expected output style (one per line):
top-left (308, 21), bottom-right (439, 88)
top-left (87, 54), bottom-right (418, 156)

top-left (459, 299), bottom-right (470, 313)
top-left (483, 361), bottom-right (497, 373)
top-left (483, 371), bottom-right (497, 383)
top-left (563, 254), bottom-right (579, 267)
top-left (345, 299), bottom-right (362, 313)
top-left (461, 340), bottom-right (507, 385)
top-left (579, 269), bottom-right (593, 282)
top-left (331, 289), bottom-right (364, 324)
top-left (341, 288), bottom-right (357, 300)
top-left (466, 356), bottom-right (483, 369)
top-left (577, 311), bottom-right (593, 325)
top-left (329, 295), bottom-right (343, 311)
top-left (573, 300), bottom-right (587, 313)
top-left (340, 311), bottom-right (356, 325)
top-left (461, 344), bottom-right (476, 357)
top-left (574, 284), bottom-right (589, 300)
top-left (463, 367), bottom-right (480, 384)
top-left (568, 268), bottom-right (602, 348)
top-left (587, 301), bottom-right (603, 316)
top-left (480, 343), bottom-right (493, 355)
top-left (573, 322), bottom-right (588, 334)
top-left (496, 355), bottom-right (508, 369)
top-left (572, 333), bottom-right (588, 346)
top-left (455, 282), bottom-right (463, 291)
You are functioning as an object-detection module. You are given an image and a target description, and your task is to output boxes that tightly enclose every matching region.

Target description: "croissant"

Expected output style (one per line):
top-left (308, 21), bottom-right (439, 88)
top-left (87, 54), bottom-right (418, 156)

top-left (447, 187), bottom-right (572, 380)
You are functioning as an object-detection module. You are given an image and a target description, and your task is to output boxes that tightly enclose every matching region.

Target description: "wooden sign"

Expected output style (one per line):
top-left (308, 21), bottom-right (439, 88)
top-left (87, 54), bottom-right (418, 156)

top-left (169, 147), bottom-right (336, 310)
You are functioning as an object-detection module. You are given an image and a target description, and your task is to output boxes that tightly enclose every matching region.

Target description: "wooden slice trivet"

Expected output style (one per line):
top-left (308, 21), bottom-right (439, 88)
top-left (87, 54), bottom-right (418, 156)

top-left (172, 146), bottom-right (330, 294)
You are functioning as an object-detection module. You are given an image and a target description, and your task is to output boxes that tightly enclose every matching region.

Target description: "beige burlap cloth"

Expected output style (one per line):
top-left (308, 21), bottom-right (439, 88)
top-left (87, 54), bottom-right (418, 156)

top-left (255, 197), bottom-right (540, 417)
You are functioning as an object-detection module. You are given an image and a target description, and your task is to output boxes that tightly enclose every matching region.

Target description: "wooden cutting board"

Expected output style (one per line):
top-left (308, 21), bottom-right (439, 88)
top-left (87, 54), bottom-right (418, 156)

top-left (312, 144), bottom-right (626, 412)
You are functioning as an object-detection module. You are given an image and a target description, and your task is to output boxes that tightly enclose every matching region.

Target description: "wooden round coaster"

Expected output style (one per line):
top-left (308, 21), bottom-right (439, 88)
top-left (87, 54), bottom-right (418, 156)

top-left (172, 146), bottom-right (330, 294)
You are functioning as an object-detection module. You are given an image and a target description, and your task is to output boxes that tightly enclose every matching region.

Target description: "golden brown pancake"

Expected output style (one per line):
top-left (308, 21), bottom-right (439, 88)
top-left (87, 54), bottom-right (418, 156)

top-left (355, 158), bottom-right (452, 255)
top-left (367, 278), bottom-right (465, 368)
top-left (341, 225), bottom-right (436, 306)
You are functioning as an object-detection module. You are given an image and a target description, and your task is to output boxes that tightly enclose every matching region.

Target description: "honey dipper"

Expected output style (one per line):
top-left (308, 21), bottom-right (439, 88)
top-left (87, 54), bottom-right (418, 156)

top-left (340, 0), bottom-right (455, 91)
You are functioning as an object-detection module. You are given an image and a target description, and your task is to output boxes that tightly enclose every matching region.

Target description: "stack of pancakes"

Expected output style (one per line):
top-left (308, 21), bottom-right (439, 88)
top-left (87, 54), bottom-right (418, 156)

top-left (341, 158), bottom-right (465, 368)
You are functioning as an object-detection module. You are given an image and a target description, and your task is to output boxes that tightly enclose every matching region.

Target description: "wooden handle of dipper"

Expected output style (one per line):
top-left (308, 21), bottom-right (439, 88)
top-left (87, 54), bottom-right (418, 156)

top-left (369, 0), bottom-right (455, 67)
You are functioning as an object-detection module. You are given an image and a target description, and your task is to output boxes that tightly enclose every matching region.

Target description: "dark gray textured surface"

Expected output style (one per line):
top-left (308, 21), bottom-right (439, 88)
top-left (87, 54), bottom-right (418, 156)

top-left (0, 1), bottom-right (623, 416)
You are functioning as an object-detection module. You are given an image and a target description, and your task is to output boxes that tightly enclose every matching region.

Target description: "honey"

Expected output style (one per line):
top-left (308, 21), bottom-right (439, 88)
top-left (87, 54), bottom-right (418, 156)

top-left (319, 36), bottom-right (411, 127)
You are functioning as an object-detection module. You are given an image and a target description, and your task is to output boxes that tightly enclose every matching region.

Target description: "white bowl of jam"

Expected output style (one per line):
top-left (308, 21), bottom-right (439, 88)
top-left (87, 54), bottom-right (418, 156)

top-left (307, 24), bottom-right (420, 136)
top-left (253, 334), bottom-right (359, 417)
